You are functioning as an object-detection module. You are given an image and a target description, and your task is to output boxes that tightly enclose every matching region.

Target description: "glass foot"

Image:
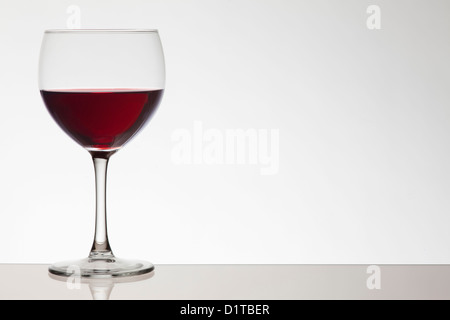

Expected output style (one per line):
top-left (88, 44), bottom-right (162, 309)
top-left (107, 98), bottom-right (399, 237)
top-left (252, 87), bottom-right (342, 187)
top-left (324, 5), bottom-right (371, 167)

top-left (48, 256), bottom-right (154, 278)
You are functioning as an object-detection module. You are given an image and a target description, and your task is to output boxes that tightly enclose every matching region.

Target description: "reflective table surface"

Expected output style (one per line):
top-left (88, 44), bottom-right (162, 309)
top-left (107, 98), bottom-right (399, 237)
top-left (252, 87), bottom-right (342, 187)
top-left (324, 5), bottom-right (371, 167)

top-left (0, 264), bottom-right (449, 300)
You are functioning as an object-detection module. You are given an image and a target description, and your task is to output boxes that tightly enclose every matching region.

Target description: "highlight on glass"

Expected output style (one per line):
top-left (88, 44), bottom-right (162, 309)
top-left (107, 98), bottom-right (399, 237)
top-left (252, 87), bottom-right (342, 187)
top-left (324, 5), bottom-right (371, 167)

top-left (39, 29), bottom-right (165, 277)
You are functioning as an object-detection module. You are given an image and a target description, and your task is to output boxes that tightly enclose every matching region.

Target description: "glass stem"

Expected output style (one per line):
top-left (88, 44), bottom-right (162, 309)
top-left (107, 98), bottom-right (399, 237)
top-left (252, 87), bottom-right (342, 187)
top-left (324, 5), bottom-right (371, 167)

top-left (89, 151), bottom-right (116, 259)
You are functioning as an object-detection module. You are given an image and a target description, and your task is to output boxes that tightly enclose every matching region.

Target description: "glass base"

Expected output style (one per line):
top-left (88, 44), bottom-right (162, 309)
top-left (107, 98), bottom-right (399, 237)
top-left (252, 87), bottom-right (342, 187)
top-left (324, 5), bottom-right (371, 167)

top-left (48, 256), bottom-right (154, 278)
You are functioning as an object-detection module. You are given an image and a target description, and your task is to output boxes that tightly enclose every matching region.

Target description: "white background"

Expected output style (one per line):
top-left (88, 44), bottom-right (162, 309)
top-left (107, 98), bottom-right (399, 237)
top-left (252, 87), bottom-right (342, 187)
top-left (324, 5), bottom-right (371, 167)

top-left (1, 0), bottom-right (450, 264)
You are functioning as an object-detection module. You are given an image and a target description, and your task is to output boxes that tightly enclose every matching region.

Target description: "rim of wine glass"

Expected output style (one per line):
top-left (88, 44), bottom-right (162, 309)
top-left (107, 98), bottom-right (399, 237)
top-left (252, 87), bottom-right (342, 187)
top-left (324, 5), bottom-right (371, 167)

top-left (44, 29), bottom-right (158, 34)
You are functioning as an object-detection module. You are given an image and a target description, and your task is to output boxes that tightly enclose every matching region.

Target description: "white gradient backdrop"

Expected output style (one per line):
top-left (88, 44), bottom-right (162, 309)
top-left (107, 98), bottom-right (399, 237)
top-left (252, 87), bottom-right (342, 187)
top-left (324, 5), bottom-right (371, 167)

top-left (1, 0), bottom-right (450, 264)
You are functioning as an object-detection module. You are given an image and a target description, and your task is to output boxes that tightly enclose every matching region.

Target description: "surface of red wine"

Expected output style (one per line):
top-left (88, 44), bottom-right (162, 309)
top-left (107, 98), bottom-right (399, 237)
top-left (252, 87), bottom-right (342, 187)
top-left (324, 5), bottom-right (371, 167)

top-left (41, 89), bottom-right (163, 150)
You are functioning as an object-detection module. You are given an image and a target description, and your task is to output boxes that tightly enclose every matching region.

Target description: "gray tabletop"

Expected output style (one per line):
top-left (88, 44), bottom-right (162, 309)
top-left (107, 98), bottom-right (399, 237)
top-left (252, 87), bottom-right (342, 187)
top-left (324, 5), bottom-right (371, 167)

top-left (0, 264), bottom-right (449, 300)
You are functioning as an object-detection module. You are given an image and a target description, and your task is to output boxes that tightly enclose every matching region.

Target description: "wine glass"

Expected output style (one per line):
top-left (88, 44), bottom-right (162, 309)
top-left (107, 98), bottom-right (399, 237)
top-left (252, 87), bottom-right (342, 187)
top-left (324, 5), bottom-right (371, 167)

top-left (39, 29), bottom-right (165, 277)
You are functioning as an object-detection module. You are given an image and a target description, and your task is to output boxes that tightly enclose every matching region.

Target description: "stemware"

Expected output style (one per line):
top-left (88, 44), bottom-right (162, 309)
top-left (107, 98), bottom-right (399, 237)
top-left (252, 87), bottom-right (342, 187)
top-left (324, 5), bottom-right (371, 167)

top-left (39, 29), bottom-right (165, 277)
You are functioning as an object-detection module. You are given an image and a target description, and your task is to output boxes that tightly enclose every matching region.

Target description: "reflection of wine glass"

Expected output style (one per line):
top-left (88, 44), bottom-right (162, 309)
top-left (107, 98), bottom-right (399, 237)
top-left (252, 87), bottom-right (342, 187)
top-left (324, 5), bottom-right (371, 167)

top-left (48, 271), bottom-right (155, 300)
top-left (39, 30), bottom-right (165, 277)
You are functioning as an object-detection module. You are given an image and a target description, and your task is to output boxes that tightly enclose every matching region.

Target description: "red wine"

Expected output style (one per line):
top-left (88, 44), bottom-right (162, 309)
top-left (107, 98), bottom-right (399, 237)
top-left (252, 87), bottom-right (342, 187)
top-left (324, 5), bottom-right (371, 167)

top-left (41, 89), bottom-right (163, 150)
